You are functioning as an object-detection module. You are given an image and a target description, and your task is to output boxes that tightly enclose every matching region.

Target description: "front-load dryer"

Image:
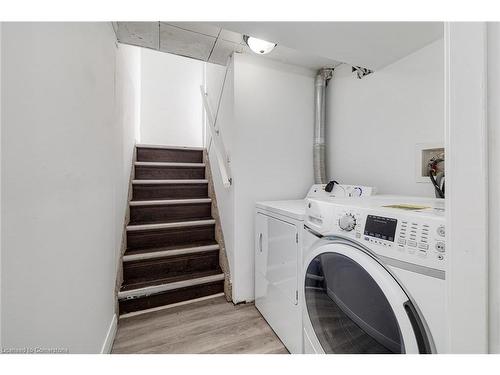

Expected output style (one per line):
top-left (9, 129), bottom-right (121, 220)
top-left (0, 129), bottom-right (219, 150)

top-left (301, 196), bottom-right (446, 354)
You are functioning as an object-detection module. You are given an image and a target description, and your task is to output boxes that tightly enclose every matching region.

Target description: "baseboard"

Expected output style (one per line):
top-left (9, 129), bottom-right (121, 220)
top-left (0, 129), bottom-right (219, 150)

top-left (100, 314), bottom-right (117, 354)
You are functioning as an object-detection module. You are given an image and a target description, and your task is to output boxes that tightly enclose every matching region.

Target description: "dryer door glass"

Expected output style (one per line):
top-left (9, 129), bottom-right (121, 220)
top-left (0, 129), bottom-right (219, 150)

top-left (305, 252), bottom-right (404, 353)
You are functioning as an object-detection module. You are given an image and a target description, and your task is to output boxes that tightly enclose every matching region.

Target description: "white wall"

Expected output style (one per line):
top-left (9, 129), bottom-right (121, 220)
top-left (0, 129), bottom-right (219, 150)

top-left (326, 38), bottom-right (444, 197)
top-left (445, 22), bottom-right (488, 353)
top-left (140, 49), bottom-right (204, 147)
top-left (488, 22), bottom-right (500, 354)
top-left (1, 22), bottom-right (137, 353)
top-left (116, 44), bottom-right (142, 146)
top-left (0, 22), bottom-right (3, 349)
top-left (116, 42), bottom-right (142, 202)
top-left (230, 54), bottom-right (315, 302)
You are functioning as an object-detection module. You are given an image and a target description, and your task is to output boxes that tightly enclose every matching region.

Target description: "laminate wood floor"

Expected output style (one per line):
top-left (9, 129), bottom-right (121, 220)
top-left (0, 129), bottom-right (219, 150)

top-left (111, 296), bottom-right (289, 354)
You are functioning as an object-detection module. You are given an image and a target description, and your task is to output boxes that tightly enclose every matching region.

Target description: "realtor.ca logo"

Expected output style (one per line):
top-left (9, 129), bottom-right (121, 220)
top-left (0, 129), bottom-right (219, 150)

top-left (1, 347), bottom-right (69, 354)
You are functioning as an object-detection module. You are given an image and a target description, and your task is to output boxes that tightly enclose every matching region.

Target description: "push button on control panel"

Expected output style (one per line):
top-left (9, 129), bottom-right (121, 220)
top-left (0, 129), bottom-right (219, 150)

top-left (407, 240), bottom-right (417, 248)
top-left (435, 241), bottom-right (445, 253)
top-left (418, 243), bottom-right (429, 250)
top-left (437, 225), bottom-right (445, 237)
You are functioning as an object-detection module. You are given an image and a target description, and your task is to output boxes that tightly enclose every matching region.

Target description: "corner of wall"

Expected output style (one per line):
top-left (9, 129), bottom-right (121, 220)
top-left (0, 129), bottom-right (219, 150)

top-left (0, 21), bottom-right (3, 348)
top-left (100, 314), bottom-right (117, 354)
top-left (136, 48), bottom-right (142, 144)
top-left (487, 22), bottom-right (500, 354)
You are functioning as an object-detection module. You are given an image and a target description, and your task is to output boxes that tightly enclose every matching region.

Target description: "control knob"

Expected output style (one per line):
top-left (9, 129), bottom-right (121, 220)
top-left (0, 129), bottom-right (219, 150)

top-left (339, 214), bottom-right (356, 232)
top-left (350, 187), bottom-right (363, 197)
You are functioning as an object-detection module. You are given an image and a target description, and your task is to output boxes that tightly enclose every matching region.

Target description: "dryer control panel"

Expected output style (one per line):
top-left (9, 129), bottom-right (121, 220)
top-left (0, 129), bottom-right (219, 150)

top-left (305, 196), bottom-right (446, 271)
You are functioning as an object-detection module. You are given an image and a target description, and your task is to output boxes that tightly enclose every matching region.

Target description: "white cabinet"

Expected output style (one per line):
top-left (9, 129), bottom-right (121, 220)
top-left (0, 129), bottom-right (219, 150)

top-left (255, 209), bottom-right (302, 354)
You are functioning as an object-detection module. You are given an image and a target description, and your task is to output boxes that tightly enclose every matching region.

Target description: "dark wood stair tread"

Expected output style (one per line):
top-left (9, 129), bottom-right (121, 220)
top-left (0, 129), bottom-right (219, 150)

top-left (129, 198), bottom-right (211, 205)
top-left (129, 214), bottom-right (213, 225)
top-left (135, 162), bottom-right (205, 167)
top-left (127, 218), bottom-right (215, 230)
top-left (132, 179), bottom-right (208, 184)
top-left (126, 224), bottom-right (215, 251)
top-left (125, 240), bottom-right (219, 257)
top-left (120, 269), bottom-right (223, 293)
top-left (132, 182), bottom-right (209, 200)
top-left (118, 280), bottom-right (224, 315)
top-left (122, 249), bottom-right (220, 287)
top-left (136, 146), bottom-right (203, 163)
top-left (129, 199), bottom-right (212, 225)
top-left (134, 163), bottom-right (206, 180)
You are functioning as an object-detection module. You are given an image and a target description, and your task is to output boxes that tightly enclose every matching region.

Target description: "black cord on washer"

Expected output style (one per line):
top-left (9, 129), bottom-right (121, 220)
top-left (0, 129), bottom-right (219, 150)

top-left (428, 157), bottom-right (445, 198)
top-left (325, 180), bottom-right (339, 193)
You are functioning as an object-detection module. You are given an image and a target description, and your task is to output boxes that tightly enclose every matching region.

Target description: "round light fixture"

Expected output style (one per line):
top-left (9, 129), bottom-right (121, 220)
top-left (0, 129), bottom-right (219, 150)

top-left (243, 35), bottom-right (277, 55)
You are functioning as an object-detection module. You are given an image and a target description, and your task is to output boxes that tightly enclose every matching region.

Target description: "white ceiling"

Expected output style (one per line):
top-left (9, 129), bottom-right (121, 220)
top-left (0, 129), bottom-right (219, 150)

top-left (113, 22), bottom-right (159, 50)
top-left (213, 22), bottom-right (444, 70)
top-left (113, 22), bottom-right (340, 69)
top-left (113, 22), bottom-right (443, 71)
top-left (113, 22), bottom-right (240, 65)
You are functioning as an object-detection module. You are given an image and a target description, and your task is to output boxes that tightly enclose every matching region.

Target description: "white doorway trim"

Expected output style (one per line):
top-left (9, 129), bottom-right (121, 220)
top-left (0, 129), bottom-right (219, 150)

top-left (445, 22), bottom-right (489, 353)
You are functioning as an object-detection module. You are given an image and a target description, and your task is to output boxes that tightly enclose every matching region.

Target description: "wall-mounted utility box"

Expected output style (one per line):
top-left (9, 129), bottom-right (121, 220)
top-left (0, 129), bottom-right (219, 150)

top-left (415, 143), bottom-right (445, 183)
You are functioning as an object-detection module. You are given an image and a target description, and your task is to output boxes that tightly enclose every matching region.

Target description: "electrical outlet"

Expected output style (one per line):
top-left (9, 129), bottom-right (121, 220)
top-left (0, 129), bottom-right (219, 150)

top-left (415, 143), bottom-right (444, 183)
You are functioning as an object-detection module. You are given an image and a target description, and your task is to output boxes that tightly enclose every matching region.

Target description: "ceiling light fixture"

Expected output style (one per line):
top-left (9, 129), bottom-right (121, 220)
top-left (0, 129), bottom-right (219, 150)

top-left (243, 35), bottom-right (277, 55)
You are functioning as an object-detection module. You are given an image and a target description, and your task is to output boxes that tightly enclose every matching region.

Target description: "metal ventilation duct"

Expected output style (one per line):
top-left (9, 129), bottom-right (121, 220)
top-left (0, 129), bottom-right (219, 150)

top-left (313, 68), bottom-right (334, 184)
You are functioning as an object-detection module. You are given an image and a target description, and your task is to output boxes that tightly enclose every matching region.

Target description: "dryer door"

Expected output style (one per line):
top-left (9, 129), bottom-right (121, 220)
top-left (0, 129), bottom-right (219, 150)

top-left (304, 242), bottom-right (431, 354)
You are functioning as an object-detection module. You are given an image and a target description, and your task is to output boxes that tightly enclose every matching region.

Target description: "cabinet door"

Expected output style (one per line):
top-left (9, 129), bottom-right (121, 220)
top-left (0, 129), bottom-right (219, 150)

top-left (256, 212), bottom-right (299, 305)
top-left (267, 216), bottom-right (299, 305)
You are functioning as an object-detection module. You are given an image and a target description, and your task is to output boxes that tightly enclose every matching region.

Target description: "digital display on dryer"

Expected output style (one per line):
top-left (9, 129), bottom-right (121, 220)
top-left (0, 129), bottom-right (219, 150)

top-left (364, 215), bottom-right (397, 242)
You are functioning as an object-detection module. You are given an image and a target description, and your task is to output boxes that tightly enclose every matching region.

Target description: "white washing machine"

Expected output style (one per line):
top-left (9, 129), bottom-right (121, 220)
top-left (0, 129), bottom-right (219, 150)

top-left (255, 184), bottom-right (375, 353)
top-left (301, 196), bottom-right (446, 354)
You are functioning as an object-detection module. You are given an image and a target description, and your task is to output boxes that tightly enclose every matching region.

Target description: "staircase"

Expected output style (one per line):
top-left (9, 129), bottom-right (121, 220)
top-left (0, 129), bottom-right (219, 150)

top-left (118, 145), bottom-right (225, 315)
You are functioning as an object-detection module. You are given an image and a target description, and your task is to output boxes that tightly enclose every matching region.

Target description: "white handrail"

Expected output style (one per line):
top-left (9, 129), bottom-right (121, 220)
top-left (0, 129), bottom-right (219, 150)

top-left (200, 85), bottom-right (232, 189)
